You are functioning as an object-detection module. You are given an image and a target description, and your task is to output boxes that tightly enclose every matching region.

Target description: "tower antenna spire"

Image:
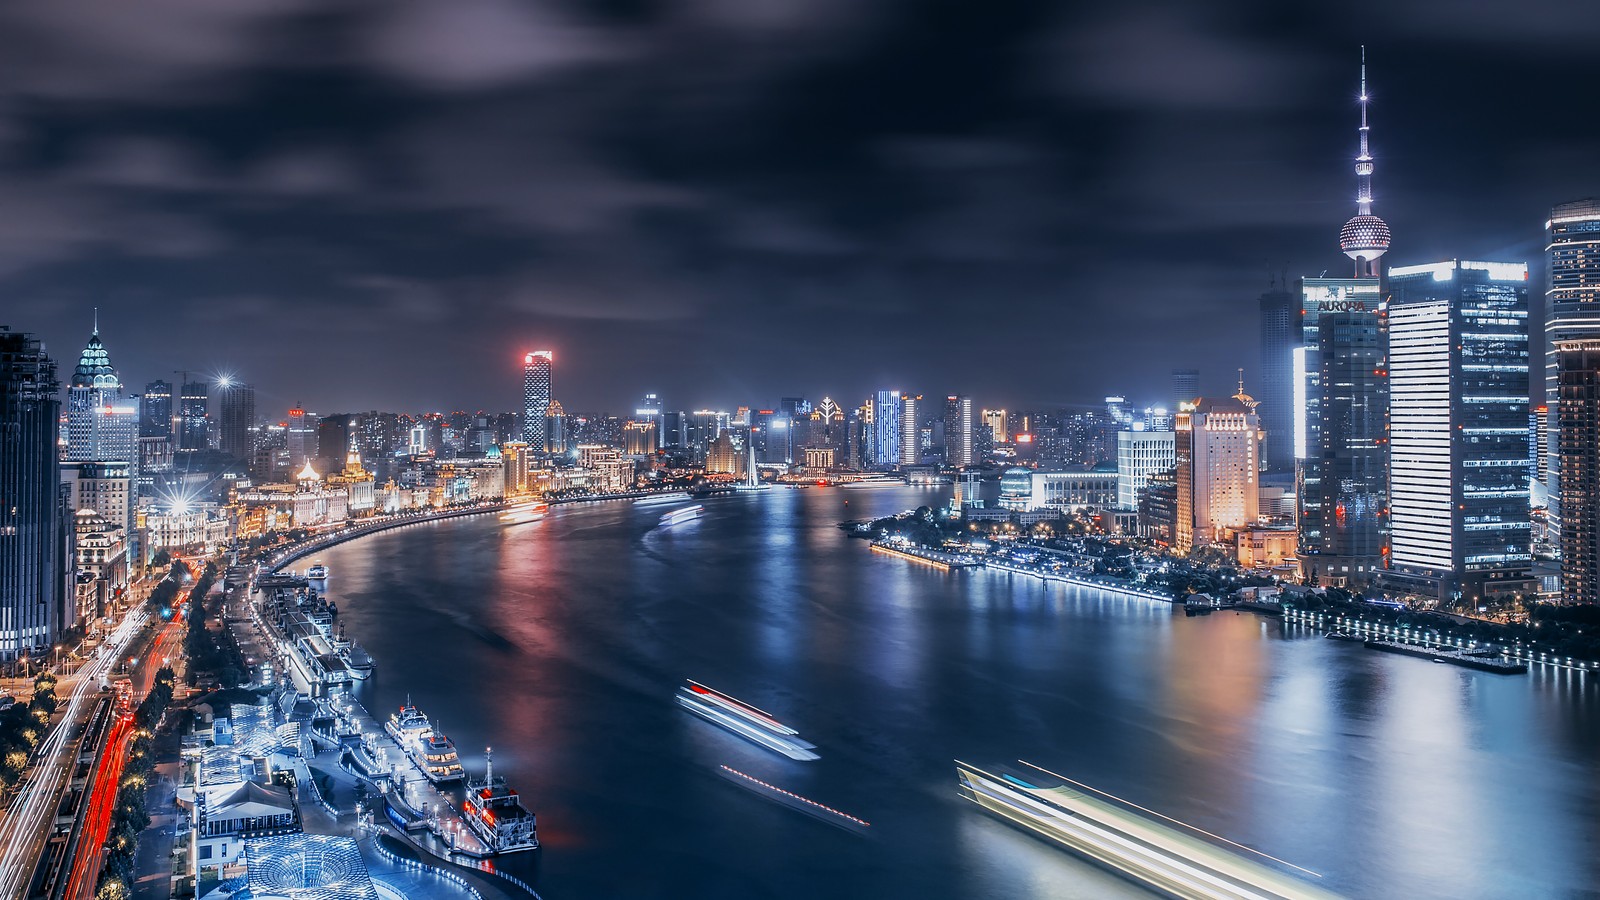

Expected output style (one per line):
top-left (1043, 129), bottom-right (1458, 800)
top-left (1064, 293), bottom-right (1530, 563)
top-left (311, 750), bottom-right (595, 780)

top-left (93, 307), bottom-right (99, 336)
top-left (1338, 45), bottom-right (1391, 277)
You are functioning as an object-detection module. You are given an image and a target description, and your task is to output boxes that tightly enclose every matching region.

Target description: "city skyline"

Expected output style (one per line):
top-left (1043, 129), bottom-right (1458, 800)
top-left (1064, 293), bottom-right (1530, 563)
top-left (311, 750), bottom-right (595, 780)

top-left (5, 7), bottom-right (1600, 412)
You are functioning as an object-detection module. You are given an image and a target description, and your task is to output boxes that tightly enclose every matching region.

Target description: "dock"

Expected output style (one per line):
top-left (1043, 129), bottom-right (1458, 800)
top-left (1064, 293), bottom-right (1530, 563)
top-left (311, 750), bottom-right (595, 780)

top-left (1361, 639), bottom-right (1527, 674)
top-left (869, 542), bottom-right (981, 570)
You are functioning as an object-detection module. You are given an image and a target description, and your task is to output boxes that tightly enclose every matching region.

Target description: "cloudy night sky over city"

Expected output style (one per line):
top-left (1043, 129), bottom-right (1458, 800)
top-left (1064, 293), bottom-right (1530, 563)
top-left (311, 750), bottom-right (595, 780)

top-left (5, 0), bottom-right (1600, 414)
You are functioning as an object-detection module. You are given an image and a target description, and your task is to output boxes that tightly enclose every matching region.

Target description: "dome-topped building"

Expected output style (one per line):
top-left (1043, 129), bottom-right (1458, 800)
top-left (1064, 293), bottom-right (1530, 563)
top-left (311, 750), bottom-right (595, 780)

top-left (65, 312), bottom-right (138, 465)
top-left (1341, 47), bottom-right (1390, 276)
top-left (72, 328), bottom-right (120, 391)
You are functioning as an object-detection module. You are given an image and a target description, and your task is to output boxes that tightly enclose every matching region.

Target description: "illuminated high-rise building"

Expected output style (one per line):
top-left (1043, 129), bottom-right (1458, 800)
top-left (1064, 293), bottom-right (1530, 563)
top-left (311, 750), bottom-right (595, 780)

top-left (1117, 430), bottom-right (1176, 510)
top-left (216, 379), bottom-right (256, 461)
top-left (1543, 198), bottom-right (1600, 554)
top-left (1555, 339), bottom-right (1600, 604)
top-left (546, 399), bottom-right (569, 455)
top-left (899, 395), bottom-right (921, 466)
top-left (286, 406), bottom-right (318, 469)
top-left (1, 327), bottom-right (71, 656)
top-left (66, 323), bottom-right (138, 466)
top-left (522, 350), bottom-right (553, 452)
top-left (178, 380), bottom-right (210, 451)
top-left (636, 393), bottom-right (665, 438)
top-left (943, 395), bottom-right (974, 468)
top-left (623, 419), bottom-right (658, 456)
top-left (868, 391), bottom-right (901, 467)
top-left (1302, 311), bottom-right (1387, 586)
top-left (140, 379), bottom-right (173, 440)
top-left (1174, 393), bottom-right (1260, 555)
top-left (982, 409), bottom-right (1007, 444)
top-left (752, 409), bottom-right (791, 465)
top-left (1386, 260), bottom-right (1532, 603)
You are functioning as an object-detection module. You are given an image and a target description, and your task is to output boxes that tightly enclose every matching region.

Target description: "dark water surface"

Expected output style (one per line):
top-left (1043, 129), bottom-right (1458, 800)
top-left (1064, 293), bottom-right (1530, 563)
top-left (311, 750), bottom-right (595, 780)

top-left (315, 487), bottom-right (1600, 900)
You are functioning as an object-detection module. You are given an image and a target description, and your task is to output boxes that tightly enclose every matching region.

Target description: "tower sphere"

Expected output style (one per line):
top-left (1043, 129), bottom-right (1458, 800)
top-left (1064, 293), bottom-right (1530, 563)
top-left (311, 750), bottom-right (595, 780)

top-left (1339, 213), bottom-right (1391, 262)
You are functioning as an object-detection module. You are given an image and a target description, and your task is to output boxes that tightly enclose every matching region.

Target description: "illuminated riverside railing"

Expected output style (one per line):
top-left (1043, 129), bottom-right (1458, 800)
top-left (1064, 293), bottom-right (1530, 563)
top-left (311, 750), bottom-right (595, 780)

top-left (1284, 608), bottom-right (1592, 674)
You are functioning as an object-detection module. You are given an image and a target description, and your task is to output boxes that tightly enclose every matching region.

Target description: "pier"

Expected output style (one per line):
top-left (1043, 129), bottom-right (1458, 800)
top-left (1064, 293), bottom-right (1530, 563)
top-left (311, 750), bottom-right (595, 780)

top-left (981, 558), bottom-right (1175, 603)
top-left (1282, 609), bottom-right (1538, 674)
top-left (869, 542), bottom-right (981, 570)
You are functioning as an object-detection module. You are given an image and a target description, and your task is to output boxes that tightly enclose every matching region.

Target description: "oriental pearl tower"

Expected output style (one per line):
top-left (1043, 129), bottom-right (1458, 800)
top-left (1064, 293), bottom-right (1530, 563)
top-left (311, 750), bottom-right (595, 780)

top-left (1337, 47), bottom-right (1391, 277)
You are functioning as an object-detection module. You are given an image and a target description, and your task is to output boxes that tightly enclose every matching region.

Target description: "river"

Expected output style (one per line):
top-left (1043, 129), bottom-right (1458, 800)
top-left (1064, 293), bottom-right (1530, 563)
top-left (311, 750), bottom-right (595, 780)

top-left (312, 486), bottom-right (1600, 899)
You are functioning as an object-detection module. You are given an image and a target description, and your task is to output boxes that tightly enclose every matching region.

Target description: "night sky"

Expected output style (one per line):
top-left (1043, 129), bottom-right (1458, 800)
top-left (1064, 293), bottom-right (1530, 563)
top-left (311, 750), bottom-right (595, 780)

top-left (4, 0), bottom-right (1599, 416)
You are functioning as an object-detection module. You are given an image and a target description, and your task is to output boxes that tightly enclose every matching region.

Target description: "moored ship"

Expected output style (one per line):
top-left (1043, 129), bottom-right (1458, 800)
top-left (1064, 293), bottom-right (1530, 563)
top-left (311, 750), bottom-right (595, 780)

top-left (955, 760), bottom-right (1342, 900)
top-left (462, 748), bottom-right (539, 854)
top-left (417, 724), bottom-right (466, 783)
top-left (386, 697), bottom-right (432, 748)
top-left (677, 680), bottom-right (818, 761)
top-left (306, 563), bottom-right (328, 580)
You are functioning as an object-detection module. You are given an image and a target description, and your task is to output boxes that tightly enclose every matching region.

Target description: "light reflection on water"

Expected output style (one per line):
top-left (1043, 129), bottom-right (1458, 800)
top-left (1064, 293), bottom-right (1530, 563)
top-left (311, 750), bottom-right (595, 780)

top-left (317, 487), bottom-right (1600, 900)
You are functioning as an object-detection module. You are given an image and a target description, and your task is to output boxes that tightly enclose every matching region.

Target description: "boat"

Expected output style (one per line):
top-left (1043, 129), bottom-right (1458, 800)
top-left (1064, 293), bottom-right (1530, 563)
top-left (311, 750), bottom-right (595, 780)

top-left (344, 642), bottom-right (375, 679)
top-left (955, 760), bottom-right (1342, 900)
top-left (1324, 631), bottom-right (1362, 642)
top-left (462, 748), bottom-right (538, 854)
top-left (677, 680), bottom-right (818, 761)
top-left (417, 724), bottom-right (466, 783)
top-left (386, 697), bottom-right (432, 748)
top-left (659, 505), bottom-right (705, 527)
top-left (634, 492), bottom-right (690, 507)
top-left (306, 563), bottom-right (328, 580)
top-left (500, 501), bottom-right (549, 525)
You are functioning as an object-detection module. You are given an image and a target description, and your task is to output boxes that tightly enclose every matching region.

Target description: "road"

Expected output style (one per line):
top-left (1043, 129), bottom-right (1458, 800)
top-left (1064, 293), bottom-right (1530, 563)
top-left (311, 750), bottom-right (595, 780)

top-left (0, 605), bottom-right (152, 899)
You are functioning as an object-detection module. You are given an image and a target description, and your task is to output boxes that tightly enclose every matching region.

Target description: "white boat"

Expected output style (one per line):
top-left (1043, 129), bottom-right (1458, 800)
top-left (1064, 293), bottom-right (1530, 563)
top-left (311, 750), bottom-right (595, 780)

top-left (659, 505), bottom-right (705, 527)
top-left (416, 725), bottom-right (465, 783)
top-left (344, 642), bottom-right (375, 679)
top-left (306, 563), bottom-right (328, 580)
top-left (385, 697), bottom-right (432, 748)
top-left (500, 501), bottom-right (548, 525)
top-left (634, 492), bottom-right (690, 507)
top-left (677, 680), bottom-right (818, 761)
top-left (956, 761), bottom-right (1341, 900)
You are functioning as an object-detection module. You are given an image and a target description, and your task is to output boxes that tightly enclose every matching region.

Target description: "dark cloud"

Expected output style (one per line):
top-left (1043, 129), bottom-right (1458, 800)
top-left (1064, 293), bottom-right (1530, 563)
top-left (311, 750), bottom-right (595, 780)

top-left (2, 0), bottom-right (1599, 415)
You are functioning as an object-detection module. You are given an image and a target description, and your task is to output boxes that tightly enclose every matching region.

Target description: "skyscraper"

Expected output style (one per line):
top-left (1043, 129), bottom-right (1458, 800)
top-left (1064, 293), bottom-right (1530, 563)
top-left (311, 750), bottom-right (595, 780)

top-left (1301, 311), bottom-right (1388, 586)
top-left (1257, 284), bottom-right (1297, 472)
top-left (1297, 52), bottom-right (1390, 581)
top-left (523, 351), bottom-right (553, 452)
top-left (1555, 339), bottom-right (1600, 604)
top-left (140, 379), bottom-right (173, 440)
top-left (546, 399), bottom-right (569, 455)
top-left (1116, 429), bottom-right (1176, 510)
top-left (286, 405), bottom-right (318, 469)
top-left (899, 394), bottom-right (921, 466)
top-left (1543, 198), bottom-right (1600, 554)
top-left (943, 395), bottom-right (974, 468)
top-left (179, 380), bottom-right (210, 451)
top-left (215, 379), bottom-right (256, 461)
top-left (636, 393), bottom-right (665, 438)
top-left (1171, 369), bottom-right (1200, 411)
top-left (66, 325), bottom-right (138, 465)
top-left (1387, 260), bottom-right (1532, 603)
top-left (0, 327), bottom-right (71, 657)
top-left (869, 390), bottom-right (901, 467)
top-left (982, 408), bottom-right (1008, 444)
top-left (752, 409), bottom-right (792, 465)
top-left (1175, 395), bottom-right (1260, 555)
